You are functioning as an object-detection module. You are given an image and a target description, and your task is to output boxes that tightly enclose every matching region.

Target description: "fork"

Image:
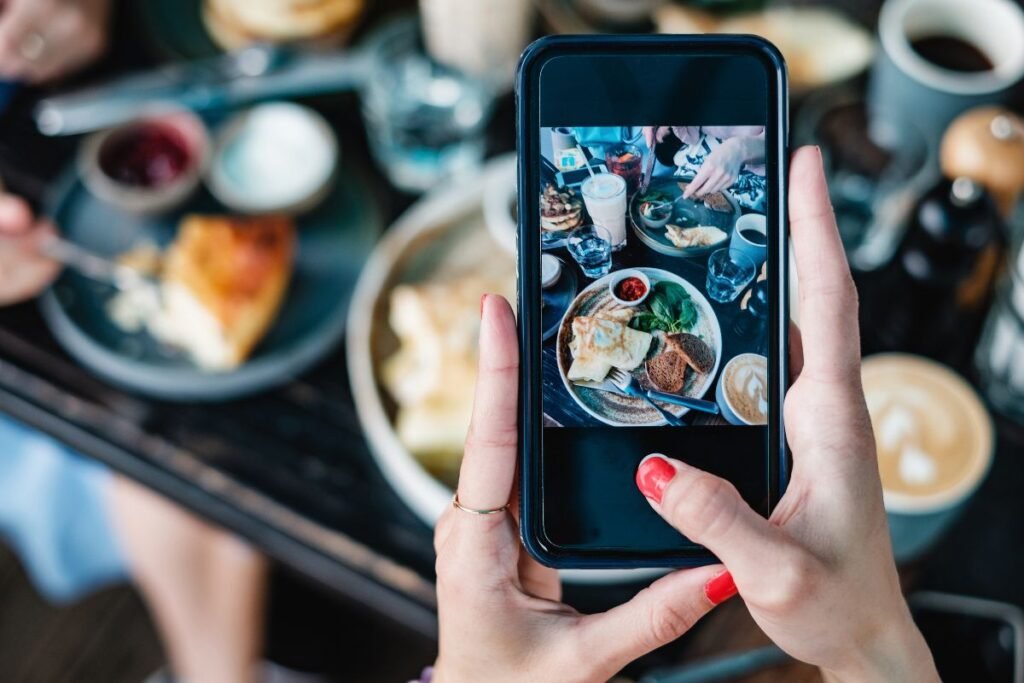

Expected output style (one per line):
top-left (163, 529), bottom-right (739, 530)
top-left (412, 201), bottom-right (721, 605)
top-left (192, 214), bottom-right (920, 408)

top-left (607, 368), bottom-right (685, 427)
top-left (609, 367), bottom-right (720, 415)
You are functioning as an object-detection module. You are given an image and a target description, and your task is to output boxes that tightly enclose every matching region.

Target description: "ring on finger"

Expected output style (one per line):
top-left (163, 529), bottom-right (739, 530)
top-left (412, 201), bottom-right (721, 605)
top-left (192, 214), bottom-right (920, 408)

top-left (18, 31), bottom-right (47, 62)
top-left (452, 492), bottom-right (510, 516)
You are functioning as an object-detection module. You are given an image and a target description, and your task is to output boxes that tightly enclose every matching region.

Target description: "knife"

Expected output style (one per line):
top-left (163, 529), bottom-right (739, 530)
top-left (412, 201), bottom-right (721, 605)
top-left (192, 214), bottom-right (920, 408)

top-left (574, 379), bottom-right (686, 426)
top-left (35, 45), bottom-right (371, 136)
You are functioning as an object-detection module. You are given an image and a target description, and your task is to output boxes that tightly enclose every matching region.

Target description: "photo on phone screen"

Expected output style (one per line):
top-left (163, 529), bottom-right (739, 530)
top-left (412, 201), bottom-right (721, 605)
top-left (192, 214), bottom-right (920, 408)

top-left (541, 125), bottom-right (769, 430)
top-left (518, 39), bottom-right (787, 566)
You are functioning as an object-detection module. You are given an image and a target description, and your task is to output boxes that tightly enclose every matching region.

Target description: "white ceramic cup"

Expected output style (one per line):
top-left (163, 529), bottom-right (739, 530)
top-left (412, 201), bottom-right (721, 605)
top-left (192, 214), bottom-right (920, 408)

top-left (715, 353), bottom-right (769, 426)
top-left (868, 0), bottom-right (1024, 144)
top-left (862, 353), bottom-right (995, 564)
top-left (730, 213), bottom-right (767, 269)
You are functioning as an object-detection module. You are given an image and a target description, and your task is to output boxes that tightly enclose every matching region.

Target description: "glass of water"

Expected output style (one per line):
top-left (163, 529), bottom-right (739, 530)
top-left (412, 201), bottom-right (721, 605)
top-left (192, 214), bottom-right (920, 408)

top-left (567, 225), bottom-right (613, 279)
top-left (706, 248), bottom-right (756, 303)
top-left (361, 18), bottom-right (493, 193)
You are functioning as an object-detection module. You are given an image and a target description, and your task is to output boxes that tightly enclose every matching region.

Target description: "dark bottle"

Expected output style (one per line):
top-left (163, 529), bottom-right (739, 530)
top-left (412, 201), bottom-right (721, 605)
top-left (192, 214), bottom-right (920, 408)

top-left (862, 177), bottom-right (1005, 370)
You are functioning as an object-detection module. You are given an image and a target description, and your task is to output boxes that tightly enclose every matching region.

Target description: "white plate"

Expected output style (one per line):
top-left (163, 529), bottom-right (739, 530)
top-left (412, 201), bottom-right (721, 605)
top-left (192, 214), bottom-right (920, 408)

top-left (555, 267), bottom-right (723, 426)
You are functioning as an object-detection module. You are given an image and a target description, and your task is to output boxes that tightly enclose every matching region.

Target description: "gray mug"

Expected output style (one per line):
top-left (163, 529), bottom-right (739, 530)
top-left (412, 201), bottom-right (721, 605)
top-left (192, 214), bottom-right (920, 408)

top-left (868, 0), bottom-right (1024, 146)
top-left (730, 213), bottom-right (767, 269)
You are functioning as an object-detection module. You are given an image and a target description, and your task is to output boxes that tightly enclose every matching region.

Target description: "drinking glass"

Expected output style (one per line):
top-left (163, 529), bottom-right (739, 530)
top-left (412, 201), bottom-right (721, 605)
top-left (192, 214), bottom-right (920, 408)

top-left (706, 248), bottom-right (756, 303)
top-left (567, 225), bottom-right (613, 279)
top-left (361, 18), bottom-right (493, 193)
top-left (605, 142), bottom-right (643, 195)
top-left (580, 173), bottom-right (628, 250)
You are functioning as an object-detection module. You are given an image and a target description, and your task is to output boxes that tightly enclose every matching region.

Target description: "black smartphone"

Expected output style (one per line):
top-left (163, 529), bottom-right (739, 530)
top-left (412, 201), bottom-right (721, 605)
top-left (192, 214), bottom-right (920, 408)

top-left (516, 35), bottom-right (789, 568)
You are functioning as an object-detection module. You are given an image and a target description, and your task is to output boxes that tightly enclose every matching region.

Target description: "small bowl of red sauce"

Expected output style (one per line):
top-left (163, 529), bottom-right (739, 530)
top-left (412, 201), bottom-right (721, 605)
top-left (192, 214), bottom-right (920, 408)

top-left (608, 269), bottom-right (650, 307)
top-left (79, 110), bottom-right (209, 214)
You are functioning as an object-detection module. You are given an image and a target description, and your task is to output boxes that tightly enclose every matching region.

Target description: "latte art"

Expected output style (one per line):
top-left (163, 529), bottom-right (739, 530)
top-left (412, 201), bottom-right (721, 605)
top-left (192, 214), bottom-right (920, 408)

top-left (862, 354), bottom-right (993, 510)
top-left (722, 353), bottom-right (768, 425)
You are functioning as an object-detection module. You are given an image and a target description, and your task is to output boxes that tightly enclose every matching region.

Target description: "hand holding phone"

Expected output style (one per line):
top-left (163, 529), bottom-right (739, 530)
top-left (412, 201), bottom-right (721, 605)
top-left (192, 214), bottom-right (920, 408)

top-left (432, 148), bottom-right (939, 683)
top-left (519, 35), bottom-right (787, 567)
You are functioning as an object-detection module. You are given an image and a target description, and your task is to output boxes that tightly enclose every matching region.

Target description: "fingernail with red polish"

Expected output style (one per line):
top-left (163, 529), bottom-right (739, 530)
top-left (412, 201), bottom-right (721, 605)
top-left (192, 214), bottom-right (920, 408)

top-left (705, 571), bottom-right (737, 605)
top-left (635, 455), bottom-right (676, 504)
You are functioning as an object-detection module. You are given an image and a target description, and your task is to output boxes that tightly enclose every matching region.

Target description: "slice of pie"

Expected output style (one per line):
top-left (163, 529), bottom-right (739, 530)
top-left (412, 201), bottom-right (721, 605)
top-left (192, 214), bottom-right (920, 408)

top-left (152, 214), bottom-right (295, 370)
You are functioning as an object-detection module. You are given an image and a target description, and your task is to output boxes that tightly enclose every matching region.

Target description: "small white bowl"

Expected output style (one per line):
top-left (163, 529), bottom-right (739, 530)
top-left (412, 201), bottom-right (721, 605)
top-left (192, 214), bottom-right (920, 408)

top-left (541, 254), bottom-right (562, 288)
top-left (608, 269), bottom-right (650, 307)
top-left (639, 200), bottom-right (673, 229)
top-left (207, 102), bottom-right (338, 215)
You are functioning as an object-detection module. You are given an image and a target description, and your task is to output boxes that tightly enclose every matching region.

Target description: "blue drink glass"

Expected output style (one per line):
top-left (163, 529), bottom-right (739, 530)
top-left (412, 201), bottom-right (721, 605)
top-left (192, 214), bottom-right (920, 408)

top-left (706, 248), bottom-right (756, 303)
top-left (567, 225), bottom-right (613, 279)
top-left (361, 19), bottom-right (492, 194)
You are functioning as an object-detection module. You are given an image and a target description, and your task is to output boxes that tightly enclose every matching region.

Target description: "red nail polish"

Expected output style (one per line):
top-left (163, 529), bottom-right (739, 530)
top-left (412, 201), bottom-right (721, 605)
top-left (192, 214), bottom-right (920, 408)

top-left (635, 456), bottom-right (675, 504)
top-left (704, 571), bottom-right (737, 605)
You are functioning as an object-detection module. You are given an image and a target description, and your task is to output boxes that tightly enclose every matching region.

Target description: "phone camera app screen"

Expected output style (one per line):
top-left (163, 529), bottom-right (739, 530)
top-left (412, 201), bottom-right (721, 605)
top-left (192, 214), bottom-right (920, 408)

top-left (538, 112), bottom-right (775, 552)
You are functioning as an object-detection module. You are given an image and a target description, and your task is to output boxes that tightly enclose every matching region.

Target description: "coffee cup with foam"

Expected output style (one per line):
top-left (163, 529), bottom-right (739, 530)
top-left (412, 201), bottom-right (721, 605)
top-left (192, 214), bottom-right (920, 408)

top-left (862, 353), bottom-right (994, 563)
top-left (716, 353), bottom-right (769, 426)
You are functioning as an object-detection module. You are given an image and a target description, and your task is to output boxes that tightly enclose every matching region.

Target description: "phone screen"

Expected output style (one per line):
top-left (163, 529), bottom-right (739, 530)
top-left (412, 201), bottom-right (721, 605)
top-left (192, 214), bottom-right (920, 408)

top-left (520, 42), bottom-right (787, 563)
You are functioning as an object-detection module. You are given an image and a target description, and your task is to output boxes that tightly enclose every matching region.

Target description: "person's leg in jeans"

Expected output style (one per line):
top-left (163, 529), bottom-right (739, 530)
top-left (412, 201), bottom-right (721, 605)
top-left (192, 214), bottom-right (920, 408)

top-left (0, 414), bottom-right (268, 683)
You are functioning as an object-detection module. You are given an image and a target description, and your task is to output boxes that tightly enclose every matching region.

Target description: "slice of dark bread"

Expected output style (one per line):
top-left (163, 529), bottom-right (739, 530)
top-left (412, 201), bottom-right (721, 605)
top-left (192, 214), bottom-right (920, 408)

top-left (647, 350), bottom-right (688, 393)
top-left (668, 333), bottom-right (714, 374)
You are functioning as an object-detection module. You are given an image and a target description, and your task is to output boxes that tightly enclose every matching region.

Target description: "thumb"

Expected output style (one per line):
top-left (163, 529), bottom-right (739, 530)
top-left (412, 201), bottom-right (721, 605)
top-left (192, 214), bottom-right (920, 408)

top-left (634, 454), bottom-right (805, 599)
top-left (575, 564), bottom-right (725, 675)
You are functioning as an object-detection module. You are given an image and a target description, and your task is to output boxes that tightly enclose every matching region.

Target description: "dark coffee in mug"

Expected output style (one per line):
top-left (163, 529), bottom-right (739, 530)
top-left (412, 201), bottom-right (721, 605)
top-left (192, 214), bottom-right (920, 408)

top-left (739, 228), bottom-right (767, 245)
top-left (910, 35), bottom-right (994, 73)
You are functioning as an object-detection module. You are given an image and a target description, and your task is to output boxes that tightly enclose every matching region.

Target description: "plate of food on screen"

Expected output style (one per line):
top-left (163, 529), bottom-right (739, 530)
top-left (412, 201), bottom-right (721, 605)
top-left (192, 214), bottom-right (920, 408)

top-left (555, 267), bottom-right (722, 426)
top-left (629, 178), bottom-right (740, 258)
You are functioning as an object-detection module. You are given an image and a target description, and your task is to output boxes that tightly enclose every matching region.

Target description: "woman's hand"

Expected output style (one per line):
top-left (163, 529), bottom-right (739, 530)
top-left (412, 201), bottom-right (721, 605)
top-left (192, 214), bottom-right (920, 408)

top-left (0, 193), bottom-right (59, 306)
top-left (432, 295), bottom-right (730, 683)
top-left (0, 0), bottom-right (110, 84)
top-left (682, 137), bottom-right (746, 198)
top-left (635, 147), bottom-right (938, 682)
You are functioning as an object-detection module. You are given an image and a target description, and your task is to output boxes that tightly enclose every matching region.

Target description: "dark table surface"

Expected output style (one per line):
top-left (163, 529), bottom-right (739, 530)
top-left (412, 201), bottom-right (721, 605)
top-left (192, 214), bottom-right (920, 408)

top-left (2, 2), bottom-right (1024, 679)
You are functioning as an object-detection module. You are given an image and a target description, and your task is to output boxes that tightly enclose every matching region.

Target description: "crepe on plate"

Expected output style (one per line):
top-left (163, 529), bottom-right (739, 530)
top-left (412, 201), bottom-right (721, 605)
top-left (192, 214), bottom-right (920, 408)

top-left (567, 313), bottom-right (653, 382)
top-left (665, 224), bottom-right (727, 249)
top-left (108, 214), bottom-right (295, 371)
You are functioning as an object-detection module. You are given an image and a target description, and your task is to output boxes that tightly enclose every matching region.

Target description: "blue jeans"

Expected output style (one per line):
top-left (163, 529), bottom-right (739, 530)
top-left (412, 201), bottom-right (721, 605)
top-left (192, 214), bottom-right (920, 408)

top-left (0, 414), bottom-right (127, 602)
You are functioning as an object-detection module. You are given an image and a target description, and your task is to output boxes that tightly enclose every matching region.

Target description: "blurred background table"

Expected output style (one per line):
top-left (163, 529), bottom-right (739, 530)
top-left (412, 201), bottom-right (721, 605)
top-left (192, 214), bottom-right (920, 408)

top-left (1, 1), bottom-right (1024, 681)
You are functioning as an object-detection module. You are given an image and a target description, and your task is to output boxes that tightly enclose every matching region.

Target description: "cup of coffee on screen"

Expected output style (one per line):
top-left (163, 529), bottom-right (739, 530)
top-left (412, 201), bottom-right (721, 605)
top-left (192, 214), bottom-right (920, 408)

top-left (868, 0), bottom-right (1024, 144)
top-left (731, 213), bottom-right (768, 268)
top-left (716, 353), bottom-right (769, 426)
top-left (861, 353), bottom-right (994, 564)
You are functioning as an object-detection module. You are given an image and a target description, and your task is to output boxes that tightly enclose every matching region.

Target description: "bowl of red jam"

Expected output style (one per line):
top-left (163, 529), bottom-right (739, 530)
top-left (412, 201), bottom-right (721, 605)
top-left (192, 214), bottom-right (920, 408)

top-left (79, 110), bottom-right (209, 214)
top-left (608, 269), bottom-right (650, 307)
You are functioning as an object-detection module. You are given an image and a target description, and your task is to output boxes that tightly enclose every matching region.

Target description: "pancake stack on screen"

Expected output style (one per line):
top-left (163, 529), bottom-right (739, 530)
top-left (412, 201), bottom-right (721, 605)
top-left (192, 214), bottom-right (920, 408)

top-left (203, 0), bottom-right (365, 50)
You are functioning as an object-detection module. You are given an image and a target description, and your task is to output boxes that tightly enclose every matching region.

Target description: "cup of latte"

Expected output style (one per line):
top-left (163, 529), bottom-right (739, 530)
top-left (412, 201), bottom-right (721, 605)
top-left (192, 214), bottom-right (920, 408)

top-left (862, 353), bottom-right (994, 564)
top-left (716, 353), bottom-right (769, 426)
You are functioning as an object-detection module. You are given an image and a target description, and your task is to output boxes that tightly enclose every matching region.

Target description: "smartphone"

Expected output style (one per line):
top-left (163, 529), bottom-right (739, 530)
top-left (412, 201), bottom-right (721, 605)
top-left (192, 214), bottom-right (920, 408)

top-left (517, 35), bottom-right (789, 568)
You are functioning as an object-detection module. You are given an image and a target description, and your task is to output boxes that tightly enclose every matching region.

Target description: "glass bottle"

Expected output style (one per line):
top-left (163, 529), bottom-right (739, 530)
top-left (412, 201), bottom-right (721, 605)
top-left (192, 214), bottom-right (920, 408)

top-left (861, 177), bottom-right (1005, 370)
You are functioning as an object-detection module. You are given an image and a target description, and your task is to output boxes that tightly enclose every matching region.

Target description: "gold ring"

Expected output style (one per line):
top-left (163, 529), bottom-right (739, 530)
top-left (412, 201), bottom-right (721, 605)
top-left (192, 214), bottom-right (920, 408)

top-left (452, 492), bottom-right (509, 516)
top-left (19, 31), bottom-right (47, 62)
